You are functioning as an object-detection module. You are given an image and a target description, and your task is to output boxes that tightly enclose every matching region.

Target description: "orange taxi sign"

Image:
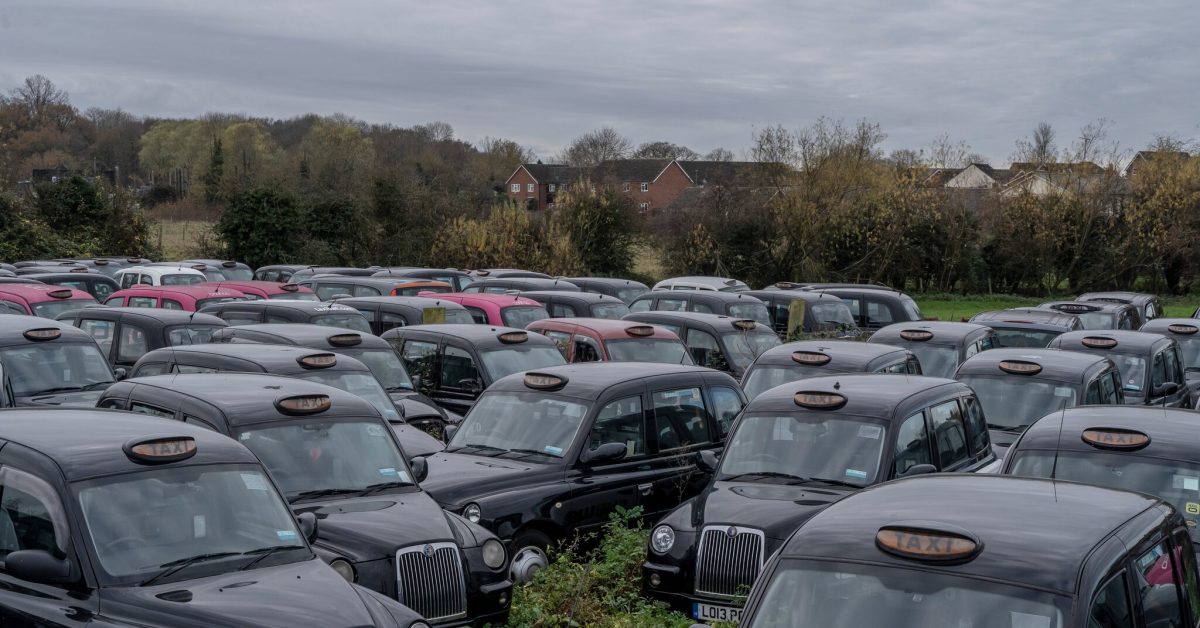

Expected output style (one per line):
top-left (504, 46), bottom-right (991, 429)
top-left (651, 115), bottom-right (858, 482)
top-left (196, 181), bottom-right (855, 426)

top-left (125, 437), bottom-right (198, 463)
top-left (1082, 428), bottom-right (1150, 450)
top-left (876, 524), bottom-right (981, 563)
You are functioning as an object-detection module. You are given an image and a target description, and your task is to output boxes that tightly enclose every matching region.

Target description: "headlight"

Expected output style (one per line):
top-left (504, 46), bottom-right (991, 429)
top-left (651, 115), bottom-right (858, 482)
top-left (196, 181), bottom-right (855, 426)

top-left (650, 525), bottom-right (675, 555)
top-left (329, 558), bottom-right (356, 582)
top-left (463, 503), bottom-right (481, 523)
top-left (481, 538), bottom-right (506, 569)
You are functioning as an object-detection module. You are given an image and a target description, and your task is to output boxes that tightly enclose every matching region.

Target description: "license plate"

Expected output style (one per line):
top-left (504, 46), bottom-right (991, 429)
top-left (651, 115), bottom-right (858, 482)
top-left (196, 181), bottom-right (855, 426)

top-left (694, 601), bottom-right (742, 623)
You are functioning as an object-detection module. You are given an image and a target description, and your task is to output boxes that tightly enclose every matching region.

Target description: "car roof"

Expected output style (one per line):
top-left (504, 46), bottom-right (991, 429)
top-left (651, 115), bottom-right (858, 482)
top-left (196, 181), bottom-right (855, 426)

top-left (636, 290), bottom-right (766, 305)
top-left (113, 373), bottom-right (380, 426)
top-left (200, 280), bottom-right (313, 293)
top-left (782, 474), bottom-right (1162, 594)
top-left (57, 307), bottom-right (228, 326)
top-left (427, 293), bottom-right (543, 307)
top-left (113, 285), bottom-right (246, 299)
top-left (750, 340), bottom-right (913, 368)
top-left (799, 286), bottom-right (909, 298)
top-left (1141, 318), bottom-right (1200, 337)
top-left (0, 408), bottom-right (259, 481)
top-left (0, 283), bottom-right (93, 300)
top-left (969, 308), bottom-right (1080, 329)
top-left (1050, 330), bottom-right (1171, 354)
top-left (304, 276), bottom-right (449, 289)
top-left (487, 362), bottom-right (717, 398)
top-left (204, 300), bottom-right (358, 313)
top-left (471, 278), bottom-right (580, 290)
top-left (1015, 406), bottom-right (1200, 461)
top-left (743, 289), bottom-right (844, 304)
top-left (744, 373), bottom-right (967, 416)
top-left (140, 343), bottom-right (371, 372)
top-left (1078, 291), bottom-right (1156, 304)
top-left (0, 316), bottom-right (98, 345)
top-left (382, 324), bottom-right (558, 348)
top-left (527, 317), bottom-right (680, 339)
top-left (470, 268), bottom-right (551, 278)
top-left (119, 265), bottom-right (207, 275)
top-left (517, 290), bottom-right (624, 304)
top-left (373, 267), bottom-right (470, 277)
top-left (869, 321), bottom-right (991, 345)
top-left (327, 295), bottom-right (468, 309)
top-left (212, 324), bottom-right (391, 349)
top-left (23, 272), bottom-right (115, 282)
top-left (955, 348), bottom-right (1113, 380)
top-left (653, 276), bottom-right (748, 289)
top-left (624, 311), bottom-right (774, 333)
top-left (564, 276), bottom-right (649, 289)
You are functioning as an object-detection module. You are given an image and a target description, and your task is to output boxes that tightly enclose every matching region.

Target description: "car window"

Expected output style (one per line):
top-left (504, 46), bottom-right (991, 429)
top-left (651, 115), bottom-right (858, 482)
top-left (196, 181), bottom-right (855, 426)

top-left (133, 362), bottom-right (169, 377)
top-left (128, 297), bottom-right (157, 308)
top-left (161, 299), bottom-right (184, 310)
top-left (841, 297), bottom-right (863, 326)
top-left (465, 307), bottom-right (488, 324)
top-left (550, 303), bottom-right (577, 318)
top-left (690, 302), bottom-right (713, 314)
top-left (173, 364), bottom-right (219, 374)
top-left (1100, 371), bottom-right (1119, 404)
top-left (0, 300), bottom-right (26, 314)
top-left (0, 467), bottom-right (70, 561)
top-left (541, 330), bottom-right (572, 358)
top-left (651, 387), bottom-right (711, 451)
top-left (588, 396), bottom-right (645, 458)
top-left (893, 412), bottom-right (932, 476)
top-left (353, 285), bottom-right (381, 297)
top-left (655, 322), bottom-right (683, 337)
top-left (439, 346), bottom-right (480, 390)
top-left (92, 282), bottom-right (115, 300)
top-left (708, 386), bottom-right (744, 436)
top-left (574, 335), bottom-right (602, 363)
top-left (1135, 540), bottom-right (1184, 626)
top-left (80, 319), bottom-right (115, 356)
top-left (629, 299), bottom-right (651, 313)
top-left (866, 300), bottom-right (894, 326)
top-left (1153, 352), bottom-right (1169, 389)
top-left (220, 312), bottom-right (261, 326)
top-left (877, 360), bottom-right (909, 374)
top-left (379, 311), bottom-right (407, 332)
top-left (928, 400), bottom-right (969, 469)
top-left (313, 284), bottom-right (353, 300)
top-left (962, 396), bottom-right (988, 456)
top-left (118, 273), bottom-right (137, 289)
top-left (116, 325), bottom-right (149, 363)
top-left (686, 329), bottom-right (726, 370)
top-left (129, 401), bottom-right (174, 419)
top-left (657, 298), bottom-right (687, 312)
top-left (1089, 572), bottom-right (1133, 628)
top-left (1085, 381), bottom-right (1102, 404)
top-left (1175, 529), bottom-right (1200, 620)
top-left (1166, 347), bottom-right (1184, 385)
top-left (265, 314), bottom-right (291, 324)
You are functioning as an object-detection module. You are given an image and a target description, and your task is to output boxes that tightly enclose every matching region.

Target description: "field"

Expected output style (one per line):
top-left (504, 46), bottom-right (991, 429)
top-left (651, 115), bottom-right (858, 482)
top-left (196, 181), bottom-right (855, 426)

top-left (915, 294), bottom-right (1198, 321)
top-left (150, 219), bottom-right (216, 259)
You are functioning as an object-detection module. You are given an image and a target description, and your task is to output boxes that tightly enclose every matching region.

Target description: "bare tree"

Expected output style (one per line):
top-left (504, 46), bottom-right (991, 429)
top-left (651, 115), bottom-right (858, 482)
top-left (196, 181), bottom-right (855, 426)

top-left (1147, 133), bottom-right (1196, 154)
top-left (7, 74), bottom-right (71, 124)
top-left (631, 141), bottom-right (699, 160)
top-left (704, 147), bottom-right (734, 161)
top-left (927, 133), bottom-right (975, 168)
top-left (415, 121), bottom-right (455, 142)
top-left (888, 148), bottom-right (925, 169)
top-left (1012, 122), bottom-right (1057, 164)
top-left (558, 127), bottom-right (632, 166)
top-left (1068, 118), bottom-right (1120, 166)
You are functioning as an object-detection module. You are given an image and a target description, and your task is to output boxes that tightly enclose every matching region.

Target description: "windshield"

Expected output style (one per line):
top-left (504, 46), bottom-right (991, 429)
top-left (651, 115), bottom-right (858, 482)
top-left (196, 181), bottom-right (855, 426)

top-left (992, 328), bottom-right (1061, 348)
top-left (906, 344), bottom-right (960, 379)
top-left (1107, 354), bottom-right (1147, 396)
top-left (238, 418), bottom-right (412, 502)
top-left (721, 331), bottom-right (783, 371)
top-left (730, 303), bottom-right (771, 325)
top-left (293, 370), bottom-right (399, 421)
top-left (958, 375), bottom-right (1077, 430)
top-left (224, 268), bottom-right (253, 281)
top-left (195, 297), bottom-right (242, 310)
top-left (31, 298), bottom-right (95, 319)
top-left (719, 414), bottom-right (887, 486)
top-left (1, 341), bottom-right (113, 396)
top-left (268, 292), bottom-right (319, 301)
top-left (1071, 311), bottom-right (1116, 329)
top-left (617, 287), bottom-right (648, 304)
top-left (445, 309), bottom-right (476, 324)
top-left (747, 559), bottom-right (1068, 628)
top-left (809, 302), bottom-right (857, 331)
top-left (162, 273), bottom-right (204, 286)
top-left (741, 365), bottom-right (832, 400)
top-left (479, 346), bottom-right (566, 381)
top-left (343, 348), bottom-right (414, 391)
top-left (399, 285), bottom-right (451, 296)
top-left (166, 324), bottom-right (225, 345)
top-left (501, 305), bottom-right (549, 327)
top-left (76, 464), bottom-right (306, 586)
top-left (605, 338), bottom-right (693, 364)
top-left (1011, 451), bottom-right (1200, 543)
top-left (311, 313), bottom-right (373, 333)
top-left (591, 303), bottom-right (631, 319)
top-left (1180, 339), bottom-right (1200, 373)
top-left (449, 391), bottom-right (588, 459)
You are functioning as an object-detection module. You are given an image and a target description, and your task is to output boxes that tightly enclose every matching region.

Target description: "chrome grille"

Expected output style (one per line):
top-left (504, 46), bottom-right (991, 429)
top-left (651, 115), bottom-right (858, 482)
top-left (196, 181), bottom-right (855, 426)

top-left (395, 542), bottom-right (467, 622)
top-left (694, 525), bottom-right (765, 599)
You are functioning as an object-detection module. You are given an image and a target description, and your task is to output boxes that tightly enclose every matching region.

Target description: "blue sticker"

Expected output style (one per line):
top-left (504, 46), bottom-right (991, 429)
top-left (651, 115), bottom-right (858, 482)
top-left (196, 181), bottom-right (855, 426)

top-left (379, 467), bottom-right (398, 477)
top-left (845, 469), bottom-right (868, 479)
top-left (543, 445), bottom-right (563, 455)
top-left (276, 530), bottom-right (298, 541)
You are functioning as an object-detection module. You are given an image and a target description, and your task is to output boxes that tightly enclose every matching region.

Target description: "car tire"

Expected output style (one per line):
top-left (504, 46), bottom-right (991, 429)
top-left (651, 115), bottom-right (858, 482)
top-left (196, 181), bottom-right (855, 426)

top-left (510, 529), bottom-right (552, 584)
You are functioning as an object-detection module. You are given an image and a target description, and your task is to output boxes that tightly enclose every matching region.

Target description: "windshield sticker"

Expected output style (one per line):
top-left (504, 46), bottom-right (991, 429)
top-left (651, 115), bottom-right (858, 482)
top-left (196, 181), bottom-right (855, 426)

top-left (857, 425), bottom-right (882, 440)
top-left (241, 473), bottom-right (270, 491)
top-left (276, 530), bottom-right (298, 542)
top-left (379, 467), bottom-right (398, 477)
top-left (1010, 612), bottom-right (1051, 628)
top-left (193, 515), bottom-right (206, 538)
top-left (366, 424), bottom-right (385, 437)
top-left (845, 469), bottom-right (867, 479)
top-left (543, 445), bottom-right (564, 456)
top-left (1187, 503), bottom-right (1200, 515)
top-left (1174, 476), bottom-right (1200, 492)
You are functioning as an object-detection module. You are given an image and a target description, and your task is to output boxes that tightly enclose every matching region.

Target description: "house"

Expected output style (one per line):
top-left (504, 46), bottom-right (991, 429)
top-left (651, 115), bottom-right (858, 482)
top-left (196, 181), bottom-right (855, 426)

top-left (1124, 150), bottom-right (1192, 179)
top-left (504, 162), bottom-right (582, 210)
top-left (944, 163), bottom-right (1014, 189)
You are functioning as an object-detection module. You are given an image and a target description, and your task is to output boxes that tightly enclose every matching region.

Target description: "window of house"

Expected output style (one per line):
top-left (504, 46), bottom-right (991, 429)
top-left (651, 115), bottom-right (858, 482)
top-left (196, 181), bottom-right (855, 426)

top-left (640, 182), bottom-right (648, 192)
top-left (549, 184), bottom-right (556, 192)
top-left (510, 183), bottom-right (520, 193)
top-left (527, 183), bottom-right (534, 193)
top-left (639, 203), bottom-right (649, 212)
top-left (623, 183), bottom-right (630, 192)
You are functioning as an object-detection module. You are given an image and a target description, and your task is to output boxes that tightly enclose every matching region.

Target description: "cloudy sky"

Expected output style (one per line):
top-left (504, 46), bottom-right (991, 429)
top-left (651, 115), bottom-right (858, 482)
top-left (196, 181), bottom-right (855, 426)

top-left (1, 0), bottom-right (1196, 163)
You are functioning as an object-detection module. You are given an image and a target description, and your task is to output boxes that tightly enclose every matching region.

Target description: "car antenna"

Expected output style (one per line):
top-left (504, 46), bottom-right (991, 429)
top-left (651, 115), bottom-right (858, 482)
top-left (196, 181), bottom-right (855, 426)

top-left (1049, 405), bottom-right (1067, 503)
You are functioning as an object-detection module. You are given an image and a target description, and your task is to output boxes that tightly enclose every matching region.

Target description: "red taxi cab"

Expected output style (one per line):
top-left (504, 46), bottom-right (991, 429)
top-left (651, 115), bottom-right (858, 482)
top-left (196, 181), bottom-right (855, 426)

top-left (0, 284), bottom-right (96, 318)
top-left (420, 292), bottom-right (549, 327)
top-left (525, 318), bottom-right (694, 364)
top-left (199, 280), bottom-right (318, 301)
top-left (104, 285), bottom-right (246, 311)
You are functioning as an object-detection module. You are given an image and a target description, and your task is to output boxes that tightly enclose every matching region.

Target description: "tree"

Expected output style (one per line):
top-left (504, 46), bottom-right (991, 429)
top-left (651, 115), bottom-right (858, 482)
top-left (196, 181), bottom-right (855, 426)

top-left (201, 136), bottom-right (224, 203)
top-left (559, 127), bottom-right (631, 166)
top-left (216, 187), bottom-right (304, 268)
top-left (1013, 122), bottom-right (1058, 164)
top-left (6, 75), bottom-right (70, 125)
top-left (415, 121), bottom-right (455, 142)
top-left (704, 147), bottom-right (735, 161)
top-left (554, 186), bottom-right (640, 276)
top-left (928, 133), bottom-right (975, 168)
top-left (631, 141), bottom-right (699, 160)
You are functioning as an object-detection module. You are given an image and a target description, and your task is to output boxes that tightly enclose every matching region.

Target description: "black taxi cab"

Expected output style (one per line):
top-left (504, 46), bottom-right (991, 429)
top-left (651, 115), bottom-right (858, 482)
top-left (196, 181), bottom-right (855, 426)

top-left (296, 276), bottom-right (453, 299)
top-left (371, 268), bottom-right (474, 292)
top-left (742, 289), bottom-right (860, 340)
top-left (623, 312), bottom-right (782, 379)
top-left (1079, 291), bottom-right (1164, 325)
top-left (740, 340), bottom-right (921, 400)
top-left (629, 290), bottom-right (772, 328)
top-left (198, 300), bottom-right (374, 333)
top-left (382, 325), bottom-right (567, 415)
top-left (1049, 330), bottom-right (1190, 408)
top-left (1003, 406), bottom-right (1200, 546)
top-left (0, 318), bottom-right (116, 407)
top-left (644, 374), bottom-right (995, 622)
top-left (969, 308), bottom-right (1083, 347)
top-left (127, 344), bottom-right (443, 459)
top-left (563, 276), bottom-right (650, 304)
top-left (23, 270), bottom-right (120, 301)
top-left (95, 375), bottom-right (511, 626)
top-left (798, 286), bottom-right (923, 332)
top-left (725, 474), bottom-right (1200, 628)
top-left (1140, 318), bottom-right (1200, 407)
top-left (420, 363), bottom-right (746, 583)
top-left (1038, 300), bottom-right (1141, 330)
top-left (56, 307), bottom-right (228, 369)
top-left (0, 408), bottom-right (426, 627)
top-left (253, 264), bottom-right (309, 282)
top-left (954, 348), bottom-right (1122, 451)
top-left (463, 277), bottom-right (580, 294)
top-left (868, 321), bottom-right (997, 379)
top-left (515, 290), bottom-right (631, 319)
top-left (208, 324), bottom-right (455, 438)
top-left (333, 296), bottom-right (475, 334)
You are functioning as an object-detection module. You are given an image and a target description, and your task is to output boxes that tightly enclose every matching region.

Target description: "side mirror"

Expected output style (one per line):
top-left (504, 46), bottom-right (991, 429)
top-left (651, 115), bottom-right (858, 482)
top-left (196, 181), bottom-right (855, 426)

top-left (410, 375), bottom-right (422, 391)
top-left (4, 550), bottom-right (72, 584)
top-left (695, 450), bottom-right (719, 474)
top-left (459, 378), bottom-right (483, 394)
top-left (391, 401), bottom-right (406, 418)
top-left (329, 293), bottom-right (352, 301)
top-left (113, 367), bottom-right (128, 381)
top-left (579, 442), bottom-right (627, 465)
top-left (411, 456), bottom-right (429, 483)
top-left (900, 463), bottom-right (937, 478)
top-left (442, 424), bottom-right (459, 444)
top-left (1154, 382), bottom-right (1181, 397)
top-left (296, 512), bottom-right (319, 544)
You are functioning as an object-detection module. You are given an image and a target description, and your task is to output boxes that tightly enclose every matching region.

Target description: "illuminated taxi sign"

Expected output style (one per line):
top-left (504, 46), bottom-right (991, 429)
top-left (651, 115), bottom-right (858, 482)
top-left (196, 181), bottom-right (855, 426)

top-left (774, 282), bottom-right (798, 290)
top-left (898, 329), bottom-right (933, 342)
top-left (1082, 428), bottom-right (1151, 450)
top-left (875, 524), bottom-right (981, 563)
top-left (124, 436), bottom-right (198, 464)
top-left (275, 395), bottom-right (332, 415)
top-left (498, 331), bottom-right (528, 344)
top-left (191, 264), bottom-right (208, 271)
top-left (793, 391), bottom-right (847, 410)
top-left (222, 261), bottom-right (237, 268)
top-left (1080, 336), bottom-right (1118, 349)
top-left (47, 289), bottom-right (73, 299)
top-left (69, 267), bottom-right (89, 273)
top-left (297, 353), bottom-right (337, 369)
top-left (792, 351), bottom-right (831, 366)
top-left (998, 360), bottom-right (1042, 375)
top-left (625, 325), bottom-right (655, 337)
top-left (524, 373), bottom-right (567, 390)
top-left (327, 333), bottom-right (362, 347)
top-left (23, 328), bottom-right (62, 341)
top-left (1055, 303), bottom-right (1096, 313)
top-left (1168, 324), bottom-right (1199, 335)
top-left (731, 319), bottom-right (757, 331)
top-left (280, 283), bottom-right (299, 292)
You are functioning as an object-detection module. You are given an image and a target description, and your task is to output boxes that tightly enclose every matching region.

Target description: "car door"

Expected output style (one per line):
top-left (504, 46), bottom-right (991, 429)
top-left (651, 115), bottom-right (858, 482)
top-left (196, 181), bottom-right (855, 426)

top-left (434, 343), bottom-right (483, 414)
top-left (643, 385), bottom-right (720, 517)
top-left (1130, 537), bottom-right (1191, 626)
top-left (839, 293), bottom-right (866, 328)
top-left (78, 317), bottom-right (118, 364)
top-left (891, 411), bottom-right (934, 479)
top-left (114, 322), bottom-right (152, 368)
top-left (564, 392), bottom-right (657, 533)
top-left (926, 399), bottom-right (972, 472)
top-left (685, 328), bottom-right (726, 371)
top-left (1159, 346), bottom-right (1190, 408)
top-left (349, 303), bottom-right (381, 335)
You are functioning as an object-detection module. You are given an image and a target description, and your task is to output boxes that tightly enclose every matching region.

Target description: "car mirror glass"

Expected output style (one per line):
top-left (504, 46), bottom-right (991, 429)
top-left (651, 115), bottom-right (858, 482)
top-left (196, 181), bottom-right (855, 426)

top-left (580, 442), bottom-right (627, 465)
top-left (4, 550), bottom-right (73, 584)
top-left (411, 456), bottom-right (429, 483)
top-left (443, 424), bottom-right (459, 444)
top-left (296, 512), bottom-right (319, 544)
top-left (901, 463), bottom-right (937, 478)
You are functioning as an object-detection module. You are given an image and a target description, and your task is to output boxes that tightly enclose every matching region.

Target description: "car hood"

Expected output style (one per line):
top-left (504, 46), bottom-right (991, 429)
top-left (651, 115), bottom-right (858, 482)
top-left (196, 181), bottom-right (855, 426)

top-left (389, 390), bottom-right (448, 420)
top-left (419, 451), bottom-right (563, 508)
top-left (99, 558), bottom-right (395, 627)
top-left (988, 428), bottom-right (1023, 453)
top-left (17, 389), bottom-right (107, 407)
top-left (295, 493), bottom-right (455, 563)
top-left (690, 481), bottom-right (850, 541)
top-left (391, 423), bottom-right (445, 460)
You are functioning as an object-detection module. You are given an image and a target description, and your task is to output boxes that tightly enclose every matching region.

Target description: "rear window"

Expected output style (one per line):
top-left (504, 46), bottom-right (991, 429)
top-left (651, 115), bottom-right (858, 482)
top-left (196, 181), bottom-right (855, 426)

top-left (195, 297), bottom-right (242, 310)
top-left (161, 274), bottom-right (203, 286)
top-left (167, 325), bottom-right (224, 345)
top-left (900, 296), bottom-right (922, 321)
top-left (590, 303), bottom-right (631, 320)
top-left (311, 313), bottom-right (373, 333)
top-left (31, 298), bottom-right (95, 319)
top-left (268, 292), bottom-right (319, 301)
top-left (501, 306), bottom-right (549, 328)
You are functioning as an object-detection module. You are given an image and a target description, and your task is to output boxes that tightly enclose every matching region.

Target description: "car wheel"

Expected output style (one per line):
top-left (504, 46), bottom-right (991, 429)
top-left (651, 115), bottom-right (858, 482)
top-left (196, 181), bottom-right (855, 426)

top-left (510, 529), bottom-right (551, 584)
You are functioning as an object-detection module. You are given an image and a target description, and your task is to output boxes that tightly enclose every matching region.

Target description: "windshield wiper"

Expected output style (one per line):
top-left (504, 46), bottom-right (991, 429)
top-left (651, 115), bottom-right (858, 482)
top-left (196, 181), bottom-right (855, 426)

top-left (239, 545), bottom-right (306, 571)
top-left (288, 488), bottom-right (360, 503)
top-left (805, 477), bottom-right (865, 490)
top-left (140, 552), bottom-right (241, 586)
top-left (28, 386), bottom-right (85, 395)
top-left (987, 422), bottom-right (1029, 433)
top-left (447, 443), bottom-right (506, 457)
top-left (721, 471), bottom-right (807, 483)
top-left (359, 480), bottom-right (414, 496)
top-left (82, 381), bottom-right (114, 391)
top-left (501, 448), bottom-right (556, 459)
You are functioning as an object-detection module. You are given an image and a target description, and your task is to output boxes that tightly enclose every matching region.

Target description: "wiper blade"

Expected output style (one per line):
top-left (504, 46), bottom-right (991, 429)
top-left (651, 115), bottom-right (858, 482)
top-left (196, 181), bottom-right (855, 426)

top-left (288, 488), bottom-right (360, 503)
top-left (140, 552), bottom-right (241, 586)
top-left (82, 381), bottom-right (113, 391)
top-left (239, 545), bottom-right (305, 571)
top-left (501, 448), bottom-right (555, 459)
top-left (29, 386), bottom-right (84, 395)
top-left (452, 443), bottom-right (506, 457)
top-left (721, 471), bottom-right (807, 483)
top-left (987, 423), bottom-right (1029, 433)
top-left (805, 477), bottom-right (865, 490)
top-left (359, 481), bottom-right (413, 496)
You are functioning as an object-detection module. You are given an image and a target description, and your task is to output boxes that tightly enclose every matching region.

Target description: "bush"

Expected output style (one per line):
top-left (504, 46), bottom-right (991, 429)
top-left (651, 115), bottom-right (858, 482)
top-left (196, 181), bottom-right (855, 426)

top-left (216, 186), bottom-right (304, 268)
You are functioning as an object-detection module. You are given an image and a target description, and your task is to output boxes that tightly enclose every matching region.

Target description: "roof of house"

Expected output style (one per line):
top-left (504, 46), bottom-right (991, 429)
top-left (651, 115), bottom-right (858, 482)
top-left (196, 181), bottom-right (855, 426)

top-left (593, 159), bottom-right (674, 183)
top-left (518, 163), bottom-right (584, 184)
top-left (675, 160), bottom-right (762, 185)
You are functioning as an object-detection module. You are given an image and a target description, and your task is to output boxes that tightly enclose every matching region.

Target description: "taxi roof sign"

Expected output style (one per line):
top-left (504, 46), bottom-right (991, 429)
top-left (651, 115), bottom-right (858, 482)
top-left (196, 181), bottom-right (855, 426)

top-left (875, 522), bottom-right (981, 564)
top-left (524, 372), bottom-right (567, 390)
top-left (297, 353), bottom-right (337, 369)
top-left (1080, 336), bottom-right (1118, 349)
top-left (124, 436), bottom-right (198, 464)
top-left (275, 394), bottom-right (332, 415)
top-left (47, 289), bottom-right (73, 299)
top-left (1168, 324), bottom-right (1199, 335)
top-left (625, 325), bottom-right (655, 337)
top-left (998, 360), bottom-right (1042, 375)
top-left (899, 329), bottom-right (933, 342)
top-left (498, 331), bottom-right (528, 344)
top-left (327, 333), bottom-right (362, 347)
top-left (1055, 303), bottom-right (1097, 313)
top-left (794, 391), bottom-right (846, 410)
top-left (280, 283), bottom-right (299, 292)
top-left (1082, 428), bottom-right (1150, 450)
top-left (792, 351), bottom-right (831, 366)
top-left (732, 319), bottom-right (757, 331)
top-left (23, 328), bottom-right (62, 341)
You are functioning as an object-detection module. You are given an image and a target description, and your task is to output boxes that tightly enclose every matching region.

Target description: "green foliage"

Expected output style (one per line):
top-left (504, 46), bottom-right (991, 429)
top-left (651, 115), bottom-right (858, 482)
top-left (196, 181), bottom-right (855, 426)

top-left (506, 507), bottom-right (696, 628)
top-left (429, 202), bottom-right (583, 275)
top-left (553, 187), bottom-right (640, 277)
top-left (216, 187), bottom-right (304, 268)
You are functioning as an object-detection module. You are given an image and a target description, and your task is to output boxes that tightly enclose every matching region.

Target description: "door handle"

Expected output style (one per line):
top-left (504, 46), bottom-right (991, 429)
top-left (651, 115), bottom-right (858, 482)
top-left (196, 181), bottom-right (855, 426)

top-left (638, 483), bottom-right (653, 496)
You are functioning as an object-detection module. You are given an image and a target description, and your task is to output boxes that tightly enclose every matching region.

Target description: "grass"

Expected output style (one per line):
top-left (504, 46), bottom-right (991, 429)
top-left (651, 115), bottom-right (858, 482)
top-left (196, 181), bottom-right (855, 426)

top-left (915, 293), bottom-right (1197, 322)
top-left (149, 219), bottom-right (217, 259)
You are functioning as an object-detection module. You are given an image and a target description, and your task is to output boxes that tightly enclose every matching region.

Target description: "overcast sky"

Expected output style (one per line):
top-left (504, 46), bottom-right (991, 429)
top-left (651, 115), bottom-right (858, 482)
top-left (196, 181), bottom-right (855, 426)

top-left (1, 0), bottom-right (1196, 163)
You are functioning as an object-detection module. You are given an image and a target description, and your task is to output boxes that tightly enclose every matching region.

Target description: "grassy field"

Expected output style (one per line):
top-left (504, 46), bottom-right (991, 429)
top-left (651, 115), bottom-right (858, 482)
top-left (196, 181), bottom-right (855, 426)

top-left (915, 294), bottom-right (1198, 321)
top-left (152, 219), bottom-right (216, 259)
